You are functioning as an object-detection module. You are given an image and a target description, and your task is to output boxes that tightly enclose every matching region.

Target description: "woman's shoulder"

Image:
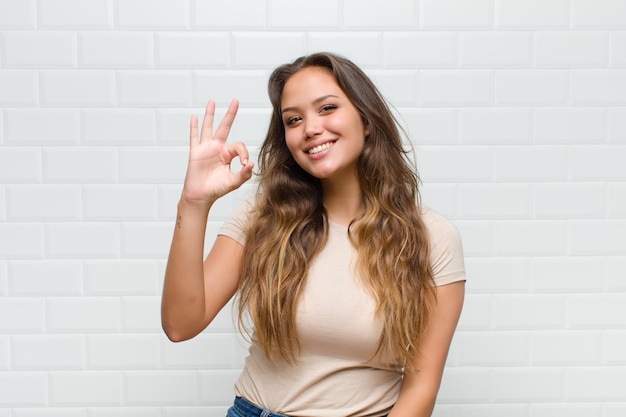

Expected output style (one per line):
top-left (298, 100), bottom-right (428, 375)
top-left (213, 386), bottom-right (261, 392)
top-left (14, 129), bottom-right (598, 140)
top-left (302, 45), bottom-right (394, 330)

top-left (420, 206), bottom-right (460, 238)
top-left (419, 206), bottom-right (466, 285)
top-left (218, 192), bottom-right (258, 245)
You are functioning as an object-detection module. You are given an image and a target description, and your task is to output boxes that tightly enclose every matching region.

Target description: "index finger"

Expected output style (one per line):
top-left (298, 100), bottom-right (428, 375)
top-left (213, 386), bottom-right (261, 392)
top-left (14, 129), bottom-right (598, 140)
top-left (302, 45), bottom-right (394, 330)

top-left (213, 99), bottom-right (239, 143)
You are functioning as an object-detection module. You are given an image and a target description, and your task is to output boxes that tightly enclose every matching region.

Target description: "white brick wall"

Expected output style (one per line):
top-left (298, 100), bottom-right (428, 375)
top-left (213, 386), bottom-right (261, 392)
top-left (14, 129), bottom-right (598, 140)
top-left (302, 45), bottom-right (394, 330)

top-left (0, 0), bottom-right (624, 415)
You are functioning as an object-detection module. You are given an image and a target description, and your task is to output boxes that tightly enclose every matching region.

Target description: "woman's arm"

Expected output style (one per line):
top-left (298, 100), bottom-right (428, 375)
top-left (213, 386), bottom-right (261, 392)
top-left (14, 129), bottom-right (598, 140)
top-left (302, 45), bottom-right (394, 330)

top-left (161, 99), bottom-right (253, 342)
top-left (161, 210), bottom-right (244, 342)
top-left (388, 280), bottom-right (465, 417)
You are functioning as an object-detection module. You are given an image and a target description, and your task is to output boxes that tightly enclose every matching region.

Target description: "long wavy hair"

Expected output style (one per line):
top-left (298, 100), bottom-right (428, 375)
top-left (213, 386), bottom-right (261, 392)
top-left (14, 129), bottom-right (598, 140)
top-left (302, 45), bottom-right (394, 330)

top-left (237, 52), bottom-right (435, 370)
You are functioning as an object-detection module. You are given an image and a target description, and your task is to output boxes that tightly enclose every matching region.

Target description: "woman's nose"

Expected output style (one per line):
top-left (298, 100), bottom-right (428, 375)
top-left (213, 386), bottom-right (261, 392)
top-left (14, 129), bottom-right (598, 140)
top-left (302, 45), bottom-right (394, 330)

top-left (304, 117), bottom-right (323, 138)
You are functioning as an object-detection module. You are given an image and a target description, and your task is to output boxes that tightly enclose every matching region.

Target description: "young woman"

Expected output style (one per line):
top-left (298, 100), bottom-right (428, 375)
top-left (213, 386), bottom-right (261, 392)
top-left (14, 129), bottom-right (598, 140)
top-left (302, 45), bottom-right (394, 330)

top-left (161, 52), bottom-right (465, 417)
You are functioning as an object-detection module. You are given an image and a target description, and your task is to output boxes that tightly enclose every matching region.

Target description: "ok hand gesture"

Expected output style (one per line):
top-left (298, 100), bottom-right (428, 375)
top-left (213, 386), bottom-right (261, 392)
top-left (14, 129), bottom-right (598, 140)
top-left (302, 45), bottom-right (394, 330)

top-left (181, 99), bottom-right (254, 208)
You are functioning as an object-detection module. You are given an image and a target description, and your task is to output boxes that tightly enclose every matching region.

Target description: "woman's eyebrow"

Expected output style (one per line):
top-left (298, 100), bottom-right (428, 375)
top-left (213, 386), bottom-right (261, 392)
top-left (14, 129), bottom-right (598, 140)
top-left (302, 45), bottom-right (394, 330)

top-left (281, 94), bottom-right (339, 114)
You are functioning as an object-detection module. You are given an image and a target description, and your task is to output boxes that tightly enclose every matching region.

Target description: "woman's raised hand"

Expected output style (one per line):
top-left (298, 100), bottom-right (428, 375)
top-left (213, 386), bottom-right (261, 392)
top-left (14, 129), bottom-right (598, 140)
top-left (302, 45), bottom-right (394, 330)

top-left (181, 99), bottom-right (254, 208)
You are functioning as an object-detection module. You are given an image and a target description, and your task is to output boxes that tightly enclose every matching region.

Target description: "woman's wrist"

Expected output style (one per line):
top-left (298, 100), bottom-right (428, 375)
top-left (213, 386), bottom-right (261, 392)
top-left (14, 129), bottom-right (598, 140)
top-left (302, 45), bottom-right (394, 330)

top-left (175, 198), bottom-right (215, 230)
top-left (178, 195), bottom-right (215, 213)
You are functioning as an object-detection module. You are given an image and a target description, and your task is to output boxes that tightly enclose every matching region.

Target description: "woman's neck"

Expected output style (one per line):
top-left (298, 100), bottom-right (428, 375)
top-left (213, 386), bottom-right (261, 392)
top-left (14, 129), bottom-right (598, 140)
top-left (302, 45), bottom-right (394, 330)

top-left (321, 175), bottom-right (363, 227)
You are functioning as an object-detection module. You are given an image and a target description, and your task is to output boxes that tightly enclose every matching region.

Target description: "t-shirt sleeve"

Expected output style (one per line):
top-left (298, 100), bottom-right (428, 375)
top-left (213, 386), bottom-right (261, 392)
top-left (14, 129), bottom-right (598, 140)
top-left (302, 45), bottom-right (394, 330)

top-left (217, 197), bottom-right (255, 246)
top-left (422, 208), bottom-right (466, 286)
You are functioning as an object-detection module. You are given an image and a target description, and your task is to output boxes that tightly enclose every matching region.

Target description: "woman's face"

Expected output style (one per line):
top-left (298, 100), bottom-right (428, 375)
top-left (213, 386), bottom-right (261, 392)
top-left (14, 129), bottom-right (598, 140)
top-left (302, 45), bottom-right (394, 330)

top-left (280, 66), bottom-right (369, 182)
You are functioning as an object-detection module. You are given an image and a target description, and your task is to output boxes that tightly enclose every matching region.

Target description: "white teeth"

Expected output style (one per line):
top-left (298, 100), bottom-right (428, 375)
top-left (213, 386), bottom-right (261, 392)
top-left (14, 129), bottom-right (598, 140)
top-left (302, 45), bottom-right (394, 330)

top-left (307, 142), bottom-right (332, 154)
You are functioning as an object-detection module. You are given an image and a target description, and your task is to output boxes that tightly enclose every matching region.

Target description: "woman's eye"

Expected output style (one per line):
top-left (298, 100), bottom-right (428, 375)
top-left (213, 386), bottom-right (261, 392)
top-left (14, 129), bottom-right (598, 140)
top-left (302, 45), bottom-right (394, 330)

top-left (321, 104), bottom-right (337, 112)
top-left (285, 116), bottom-right (301, 126)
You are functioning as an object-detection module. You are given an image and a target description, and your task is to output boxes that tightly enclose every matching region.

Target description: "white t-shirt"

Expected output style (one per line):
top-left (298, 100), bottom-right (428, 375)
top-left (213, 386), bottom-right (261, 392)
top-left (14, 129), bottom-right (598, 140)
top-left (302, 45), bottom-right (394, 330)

top-left (219, 200), bottom-right (466, 417)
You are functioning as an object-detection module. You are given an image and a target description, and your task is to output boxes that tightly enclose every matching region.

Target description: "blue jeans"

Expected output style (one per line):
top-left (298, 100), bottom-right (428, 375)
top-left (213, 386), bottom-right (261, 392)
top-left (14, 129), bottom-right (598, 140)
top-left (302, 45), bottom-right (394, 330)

top-left (226, 396), bottom-right (389, 417)
top-left (227, 396), bottom-right (290, 417)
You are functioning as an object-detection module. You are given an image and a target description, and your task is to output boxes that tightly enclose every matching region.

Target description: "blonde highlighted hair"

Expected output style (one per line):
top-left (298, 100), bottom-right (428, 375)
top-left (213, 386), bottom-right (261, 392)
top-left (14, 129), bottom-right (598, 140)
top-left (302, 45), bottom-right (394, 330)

top-left (237, 52), bottom-right (435, 369)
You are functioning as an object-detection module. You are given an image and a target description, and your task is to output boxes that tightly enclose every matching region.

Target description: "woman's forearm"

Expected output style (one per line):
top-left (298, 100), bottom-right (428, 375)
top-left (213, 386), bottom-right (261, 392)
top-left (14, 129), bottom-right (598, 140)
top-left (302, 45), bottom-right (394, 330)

top-left (388, 389), bottom-right (437, 417)
top-left (161, 199), bottom-right (213, 341)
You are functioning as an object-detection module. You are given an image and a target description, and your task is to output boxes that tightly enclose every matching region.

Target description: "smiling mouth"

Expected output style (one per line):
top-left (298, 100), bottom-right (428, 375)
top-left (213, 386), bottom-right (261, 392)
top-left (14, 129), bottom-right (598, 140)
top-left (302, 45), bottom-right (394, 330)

top-left (307, 140), bottom-right (336, 155)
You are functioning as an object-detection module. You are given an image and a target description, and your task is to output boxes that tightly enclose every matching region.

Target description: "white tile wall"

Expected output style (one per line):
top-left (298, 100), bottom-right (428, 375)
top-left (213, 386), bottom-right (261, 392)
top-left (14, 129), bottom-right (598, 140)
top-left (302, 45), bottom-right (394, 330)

top-left (231, 33), bottom-right (306, 68)
top-left (7, 185), bottom-right (82, 220)
top-left (344, 0), bottom-right (418, 29)
top-left (0, 262), bottom-right (7, 295)
top-left (383, 32), bottom-right (457, 68)
top-left (609, 108), bottom-right (626, 141)
top-left (84, 260), bottom-right (159, 295)
top-left (0, 372), bottom-right (47, 406)
top-left (192, 0), bottom-right (266, 30)
top-left (571, 70), bottom-right (626, 104)
top-left (492, 368), bottom-right (563, 401)
top-left (608, 183), bottom-right (626, 216)
top-left (0, 0), bottom-right (36, 29)
top-left (45, 223), bottom-right (120, 258)
top-left (534, 107), bottom-right (607, 143)
top-left (8, 260), bottom-right (83, 295)
top-left (1, 0), bottom-right (625, 415)
top-left (0, 298), bottom-right (45, 332)
top-left (458, 108), bottom-right (531, 144)
top-left (495, 0), bottom-right (570, 29)
top-left (271, 0), bottom-right (341, 29)
top-left (459, 32), bottom-right (532, 68)
top-left (610, 32), bottom-right (626, 67)
top-left (420, 0), bottom-right (493, 29)
top-left (0, 70), bottom-right (38, 105)
top-left (419, 70), bottom-right (493, 105)
top-left (79, 32), bottom-right (154, 68)
top-left (86, 334), bottom-right (160, 369)
top-left (5, 109), bottom-right (81, 145)
top-left (0, 224), bottom-right (44, 258)
top-left (39, 70), bottom-right (116, 107)
top-left (494, 70), bottom-right (569, 105)
top-left (43, 148), bottom-right (118, 183)
top-left (156, 33), bottom-right (230, 69)
top-left (533, 32), bottom-right (609, 68)
top-left (12, 335), bottom-right (85, 370)
top-left (38, 0), bottom-right (111, 29)
top-left (116, 0), bottom-right (189, 30)
top-left (49, 371), bottom-right (124, 405)
top-left (573, 0), bottom-right (626, 28)
top-left (2, 32), bottom-right (77, 68)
